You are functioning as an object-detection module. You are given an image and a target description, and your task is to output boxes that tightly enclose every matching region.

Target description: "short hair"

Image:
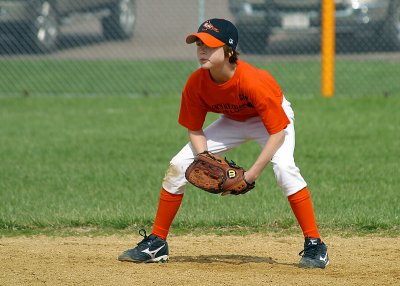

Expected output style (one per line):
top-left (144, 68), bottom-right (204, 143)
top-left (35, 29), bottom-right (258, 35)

top-left (223, 46), bottom-right (239, 64)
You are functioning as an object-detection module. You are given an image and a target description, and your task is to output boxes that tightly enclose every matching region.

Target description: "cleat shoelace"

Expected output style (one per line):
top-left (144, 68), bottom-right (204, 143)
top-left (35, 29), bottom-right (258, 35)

top-left (299, 244), bottom-right (319, 258)
top-left (135, 229), bottom-right (152, 248)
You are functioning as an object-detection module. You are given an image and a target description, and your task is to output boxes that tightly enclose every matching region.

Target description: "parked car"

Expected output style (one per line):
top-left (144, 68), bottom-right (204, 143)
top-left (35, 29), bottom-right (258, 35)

top-left (228, 0), bottom-right (400, 53)
top-left (0, 0), bottom-right (136, 53)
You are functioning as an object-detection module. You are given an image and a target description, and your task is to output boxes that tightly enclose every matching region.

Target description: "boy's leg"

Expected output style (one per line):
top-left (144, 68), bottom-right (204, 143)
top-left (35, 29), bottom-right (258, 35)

top-left (250, 109), bottom-right (319, 237)
top-left (252, 114), bottom-right (328, 268)
top-left (152, 188), bottom-right (184, 240)
top-left (154, 116), bottom-right (249, 239)
top-left (287, 187), bottom-right (320, 238)
top-left (268, 121), bottom-right (320, 238)
top-left (270, 124), bottom-right (328, 268)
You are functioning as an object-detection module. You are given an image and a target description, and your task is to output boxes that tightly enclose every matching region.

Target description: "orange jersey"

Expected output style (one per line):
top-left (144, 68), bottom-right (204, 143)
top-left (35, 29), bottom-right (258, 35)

top-left (179, 60), bottom-right (290, 134)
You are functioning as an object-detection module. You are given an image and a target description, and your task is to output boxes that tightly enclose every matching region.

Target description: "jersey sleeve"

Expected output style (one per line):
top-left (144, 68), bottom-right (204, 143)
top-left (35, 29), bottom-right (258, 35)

top-left (254, 93), bottom-right (289, 134)
top-left (246, 73), bottom-right (290, 134)
top-left (178, 76), bottom-right (208, 131)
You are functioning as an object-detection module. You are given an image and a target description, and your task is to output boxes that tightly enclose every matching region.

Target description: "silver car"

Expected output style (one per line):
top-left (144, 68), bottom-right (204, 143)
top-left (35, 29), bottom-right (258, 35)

top-left (229, 0), bottom-right (400, 53)
top-left (0, 0), bottom-right (136, 53)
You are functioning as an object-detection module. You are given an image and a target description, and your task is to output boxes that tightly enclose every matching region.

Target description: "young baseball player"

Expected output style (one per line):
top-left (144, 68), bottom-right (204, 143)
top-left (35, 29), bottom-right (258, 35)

top-left (118, 18), bottom-right (329, 268)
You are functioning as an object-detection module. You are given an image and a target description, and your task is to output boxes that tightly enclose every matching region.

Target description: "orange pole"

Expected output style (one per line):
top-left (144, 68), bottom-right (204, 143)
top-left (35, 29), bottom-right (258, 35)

top-left (321, 0), bottom-right (335, 97)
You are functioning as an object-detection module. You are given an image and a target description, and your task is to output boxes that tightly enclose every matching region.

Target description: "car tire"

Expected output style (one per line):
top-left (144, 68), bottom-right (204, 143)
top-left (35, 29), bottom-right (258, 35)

top-left (102, 0), bottom-right (136, 40)
top-left (381, 0), bottom-right (400, 50)
top-left (18, 1), bottom-right (59, 53)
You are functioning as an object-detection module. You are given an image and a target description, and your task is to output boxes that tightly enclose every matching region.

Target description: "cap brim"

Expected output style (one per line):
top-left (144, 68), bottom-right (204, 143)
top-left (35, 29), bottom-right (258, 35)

top-left (186, 32), bottom-right (225, 48)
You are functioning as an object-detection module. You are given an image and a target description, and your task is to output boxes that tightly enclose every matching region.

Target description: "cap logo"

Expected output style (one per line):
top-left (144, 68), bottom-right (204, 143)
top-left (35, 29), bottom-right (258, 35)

top-left (229, 38), bottom-right (233, 45)
top-left (202, 21), bottom-right (219, 33)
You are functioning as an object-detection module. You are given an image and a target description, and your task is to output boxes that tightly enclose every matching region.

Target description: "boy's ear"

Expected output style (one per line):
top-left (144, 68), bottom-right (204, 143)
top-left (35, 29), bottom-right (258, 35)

top-left (223, 46), bottom-right (232, 57)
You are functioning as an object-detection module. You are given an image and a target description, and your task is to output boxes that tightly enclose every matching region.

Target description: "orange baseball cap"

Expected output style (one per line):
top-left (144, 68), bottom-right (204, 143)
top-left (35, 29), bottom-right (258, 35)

top-left (186, 18), bottom-right (238, 49)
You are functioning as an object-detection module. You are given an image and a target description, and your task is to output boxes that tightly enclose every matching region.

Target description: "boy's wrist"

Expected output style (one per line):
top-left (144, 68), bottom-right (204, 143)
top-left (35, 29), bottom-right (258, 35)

top-left (244, 171), bottom-right (257, 183)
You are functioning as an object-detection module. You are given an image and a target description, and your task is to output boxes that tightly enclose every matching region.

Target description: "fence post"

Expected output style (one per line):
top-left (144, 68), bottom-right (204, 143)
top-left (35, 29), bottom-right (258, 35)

top-left (321, 0), bottom-right (336, 97)
top-left (198, 0), bottom-right (205, 26)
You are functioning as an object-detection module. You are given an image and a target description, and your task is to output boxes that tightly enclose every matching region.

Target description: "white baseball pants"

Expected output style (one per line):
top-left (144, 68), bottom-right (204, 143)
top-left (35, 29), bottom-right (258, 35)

top-left (162, 97), bottom-right (307, 197)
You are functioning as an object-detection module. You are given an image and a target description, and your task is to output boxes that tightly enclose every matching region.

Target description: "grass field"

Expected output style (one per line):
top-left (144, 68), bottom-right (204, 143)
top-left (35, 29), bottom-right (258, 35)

top-left (1, 94), bottom-right (399, 236)
top-left (1, 58), bottom-right (400, 97)
top-left (0, 59), bottom-right (399, 236)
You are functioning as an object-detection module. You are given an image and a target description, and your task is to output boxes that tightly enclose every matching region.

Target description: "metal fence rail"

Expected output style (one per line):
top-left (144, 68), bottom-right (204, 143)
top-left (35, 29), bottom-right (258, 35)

top-left (0, 0), bottom-right (399, 97)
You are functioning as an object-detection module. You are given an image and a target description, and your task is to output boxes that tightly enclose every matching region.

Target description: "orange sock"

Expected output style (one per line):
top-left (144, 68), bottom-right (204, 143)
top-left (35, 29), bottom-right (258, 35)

top-left (151, 188), bottom-right (183, 240)
top-left (288, 187), bottom-right (320, 238)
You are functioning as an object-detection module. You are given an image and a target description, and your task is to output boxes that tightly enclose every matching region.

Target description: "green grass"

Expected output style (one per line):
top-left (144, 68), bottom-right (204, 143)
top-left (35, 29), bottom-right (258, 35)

top-left (0, 59), bottom-right (197, 96)
top-left (0, 94), bottom-right (399, 236)
top-left (1, 58), bottom-right (399, 97)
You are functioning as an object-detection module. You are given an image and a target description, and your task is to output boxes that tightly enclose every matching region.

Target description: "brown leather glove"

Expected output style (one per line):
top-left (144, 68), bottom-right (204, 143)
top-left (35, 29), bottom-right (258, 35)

top-left (185, 151), bottom-right (255, 195)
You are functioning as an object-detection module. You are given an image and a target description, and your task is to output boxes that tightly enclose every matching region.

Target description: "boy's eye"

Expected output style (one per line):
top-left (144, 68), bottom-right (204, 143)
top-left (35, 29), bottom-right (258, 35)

top-left (196, 40), bottom-right (204, 47)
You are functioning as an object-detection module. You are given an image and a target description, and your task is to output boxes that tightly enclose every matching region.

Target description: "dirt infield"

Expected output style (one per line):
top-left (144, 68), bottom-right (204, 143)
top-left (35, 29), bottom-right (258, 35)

top-left (1, 234), bottom-right (399, 285)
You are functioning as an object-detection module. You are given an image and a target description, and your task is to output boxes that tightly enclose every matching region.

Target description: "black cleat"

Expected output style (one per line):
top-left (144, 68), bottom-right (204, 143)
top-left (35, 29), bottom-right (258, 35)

top-left (118, 229), bottom-right (169, 263)
top-left (298, 237), bottom-right (329, 269)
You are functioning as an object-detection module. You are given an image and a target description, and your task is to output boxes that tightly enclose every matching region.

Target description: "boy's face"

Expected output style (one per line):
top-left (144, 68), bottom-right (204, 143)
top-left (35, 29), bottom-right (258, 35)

top-left (196, 40), bottom-right (226, 69)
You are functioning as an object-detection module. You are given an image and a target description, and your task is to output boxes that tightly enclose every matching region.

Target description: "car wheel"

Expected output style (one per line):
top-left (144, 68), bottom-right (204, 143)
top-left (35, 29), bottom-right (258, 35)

top-left (381, 0), bottom-right (400, 50)
top-left (19, 1), bottom-right (59, 53)
top-left (102, 0), bottom-right (136, 40)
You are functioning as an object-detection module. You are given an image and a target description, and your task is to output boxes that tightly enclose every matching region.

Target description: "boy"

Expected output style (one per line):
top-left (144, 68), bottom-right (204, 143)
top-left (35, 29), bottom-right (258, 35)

top-left (118, 18), bottom-right (329, 269)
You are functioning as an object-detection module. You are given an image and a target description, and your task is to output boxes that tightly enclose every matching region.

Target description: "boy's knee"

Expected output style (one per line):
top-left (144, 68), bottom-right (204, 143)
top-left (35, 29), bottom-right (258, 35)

top-left (272, 161), bottom-right (307, 196)
top-left (273, 161), bottom-right (297, 176)
top-left (164, 160), bottom-right (184, 180)
top-left (162, 159), bottom-right (189, 195)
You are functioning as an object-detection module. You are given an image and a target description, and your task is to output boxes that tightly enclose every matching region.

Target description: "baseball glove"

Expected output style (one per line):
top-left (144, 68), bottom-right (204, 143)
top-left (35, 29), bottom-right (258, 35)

top-left (185, 151), bottom-right (255, 195)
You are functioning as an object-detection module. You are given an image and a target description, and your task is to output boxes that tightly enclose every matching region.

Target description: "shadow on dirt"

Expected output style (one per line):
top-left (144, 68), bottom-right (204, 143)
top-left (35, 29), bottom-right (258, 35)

top-left (171, 254), bottom-right (297, 266)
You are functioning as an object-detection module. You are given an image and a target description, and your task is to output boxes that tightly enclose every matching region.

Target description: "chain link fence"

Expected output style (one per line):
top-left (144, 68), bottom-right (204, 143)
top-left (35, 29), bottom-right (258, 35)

top-left (0, 0), bottom-right (399, 97)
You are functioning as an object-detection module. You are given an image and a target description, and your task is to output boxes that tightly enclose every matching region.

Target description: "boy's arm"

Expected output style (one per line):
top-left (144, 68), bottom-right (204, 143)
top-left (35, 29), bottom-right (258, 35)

top-left (188, 129), bottom-right (208, 154)
top-left (245, 129), bottom-right (285, 183)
